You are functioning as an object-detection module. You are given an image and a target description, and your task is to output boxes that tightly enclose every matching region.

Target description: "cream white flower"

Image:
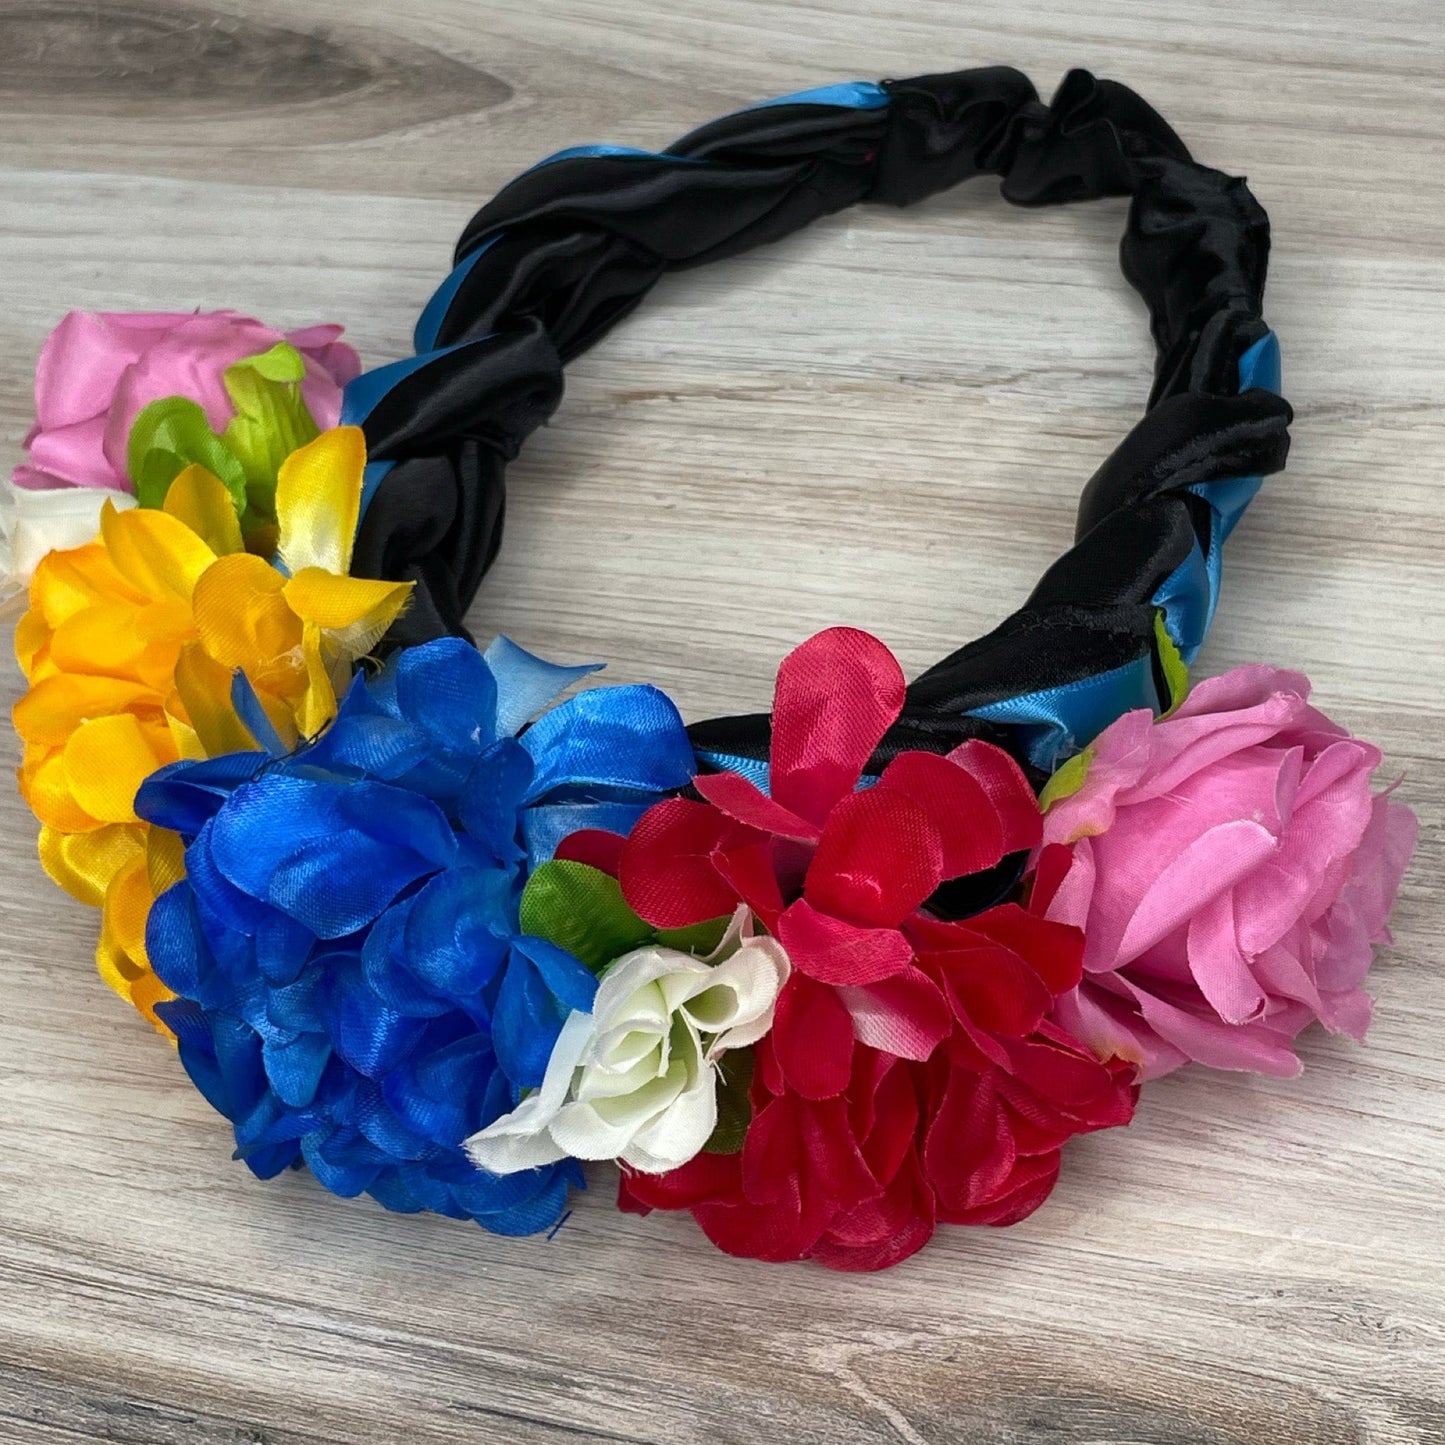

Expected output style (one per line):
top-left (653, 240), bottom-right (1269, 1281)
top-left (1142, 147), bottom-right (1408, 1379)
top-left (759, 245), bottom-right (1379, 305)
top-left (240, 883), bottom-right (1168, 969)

top-left (466, 910), bottom-right (788, 1176)
top-left (0, 478), bottom-right (133, 607)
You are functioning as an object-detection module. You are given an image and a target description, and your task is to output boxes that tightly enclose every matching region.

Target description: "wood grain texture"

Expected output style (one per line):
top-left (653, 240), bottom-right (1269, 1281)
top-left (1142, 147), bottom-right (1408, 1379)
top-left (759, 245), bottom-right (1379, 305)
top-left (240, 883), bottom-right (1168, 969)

top-left (1, 2), bottom-right (1442, 1441)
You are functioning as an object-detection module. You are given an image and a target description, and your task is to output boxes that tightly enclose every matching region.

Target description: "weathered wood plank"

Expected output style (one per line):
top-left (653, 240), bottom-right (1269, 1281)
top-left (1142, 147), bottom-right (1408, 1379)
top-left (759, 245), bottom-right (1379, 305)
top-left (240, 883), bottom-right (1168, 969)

top-left (0, 1), bottom-right (1441, 1440)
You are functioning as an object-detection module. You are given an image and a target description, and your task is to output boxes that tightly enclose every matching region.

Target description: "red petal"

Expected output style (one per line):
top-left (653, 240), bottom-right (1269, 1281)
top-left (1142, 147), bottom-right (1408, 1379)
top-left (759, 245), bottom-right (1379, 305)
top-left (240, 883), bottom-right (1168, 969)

top-left (619, 798), bottom-right (742, 928)
top-left (617, 1150), bottom-right (741, 1213)
top-left (692, 1178), bottom-right (833, 1263)
top-left (805, 787), bottom-right (943, 927)
top-left (711, 836), bottom-right (786, 931)
top-left (925, 940), bottom-right (1054, 1039)
top-left (811, 1152), bottom-right (936, 1272)
top-left (769, 973), bottom-right (856, 1099)
top-left (937, 1149), bottom-right (1061, 1227)
top-left (875, 750), bottom-right (1009, 880)
top-left (837, 969), bottom-right (953, 1061)
top-left (1026, 842), bottom-right (1076, 918)
top-left (771, 628), bottom-right (905, 827)
top-left (694, 770), bottom-right (820, 841)
top-left (964, 903), bottom-right (1085, 997)
top-left (778, 897), bottom-right (915, 986)
top-left (946, 739), bottom-right (1043, 854)
top-left (553, 828), bottom-right (626, 876)
top-left (923, 1066), bottom-right (1017, 1213)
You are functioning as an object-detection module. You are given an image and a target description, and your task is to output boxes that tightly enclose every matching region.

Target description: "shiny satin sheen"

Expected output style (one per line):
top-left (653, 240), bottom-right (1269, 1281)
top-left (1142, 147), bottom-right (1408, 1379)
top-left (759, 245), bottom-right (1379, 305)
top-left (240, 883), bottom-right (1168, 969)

top-left (346, 66), bottom-right (1289, 784)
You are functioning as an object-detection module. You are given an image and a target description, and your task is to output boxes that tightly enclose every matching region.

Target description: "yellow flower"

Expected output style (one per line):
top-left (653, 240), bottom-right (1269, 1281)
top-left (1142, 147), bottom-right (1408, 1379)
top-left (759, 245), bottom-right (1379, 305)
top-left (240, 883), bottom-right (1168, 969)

top-left (13, 426), bottom-right (411, 1031)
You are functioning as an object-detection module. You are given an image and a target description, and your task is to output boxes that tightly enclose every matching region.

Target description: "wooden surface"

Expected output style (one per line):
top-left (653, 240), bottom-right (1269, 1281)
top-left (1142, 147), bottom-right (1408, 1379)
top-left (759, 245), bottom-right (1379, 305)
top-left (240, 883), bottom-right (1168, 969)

top-left (1, 2), bottom-right (1442, 1441)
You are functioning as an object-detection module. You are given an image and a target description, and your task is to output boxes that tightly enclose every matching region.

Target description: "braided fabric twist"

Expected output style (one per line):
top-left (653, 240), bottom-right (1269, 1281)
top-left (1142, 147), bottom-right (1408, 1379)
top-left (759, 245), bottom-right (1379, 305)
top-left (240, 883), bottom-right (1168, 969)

top-left (346, 66), bottom-right (1290, 790)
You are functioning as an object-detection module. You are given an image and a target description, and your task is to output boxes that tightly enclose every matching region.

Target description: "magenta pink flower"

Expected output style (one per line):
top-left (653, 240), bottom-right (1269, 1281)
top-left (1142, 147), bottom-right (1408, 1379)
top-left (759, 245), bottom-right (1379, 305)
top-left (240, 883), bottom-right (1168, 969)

top-left (1031, 666), bottom-right (1416, 1079)
top-left (12, 310), bottom-right (360, 493)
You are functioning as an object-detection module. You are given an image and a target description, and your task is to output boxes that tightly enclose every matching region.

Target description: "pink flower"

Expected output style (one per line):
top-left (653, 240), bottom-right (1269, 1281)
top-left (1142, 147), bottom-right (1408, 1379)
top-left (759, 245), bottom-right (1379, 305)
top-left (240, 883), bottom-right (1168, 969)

top-left (1032, 666), bottom-right (1417, 1079)
top-left (12, 310), bottom-right (360, 493)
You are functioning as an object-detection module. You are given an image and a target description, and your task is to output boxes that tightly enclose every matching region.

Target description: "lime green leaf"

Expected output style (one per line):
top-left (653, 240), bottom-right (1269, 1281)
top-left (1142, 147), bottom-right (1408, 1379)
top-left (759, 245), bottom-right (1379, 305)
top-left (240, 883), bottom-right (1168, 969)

top-left (221, 343), bottom-right (322, 525)
top-left (704, 1048), bottom-right (754, 1155)
top-left (1039, 746), bottom-right (1093, 812)
top-left (1154, 610), bottom-right (1190, 717)
top-left (126, 396), bottom-right (249, 513)
top-left (519, 860), bottom-right (654, 974)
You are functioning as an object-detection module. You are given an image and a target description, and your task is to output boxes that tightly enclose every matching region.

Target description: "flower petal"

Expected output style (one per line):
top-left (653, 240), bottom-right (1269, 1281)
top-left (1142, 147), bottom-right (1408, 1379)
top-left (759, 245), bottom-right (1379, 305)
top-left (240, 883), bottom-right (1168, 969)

top-left (777, 897), bottom-right (915, 986)
top-left (770, 627), bottom-right (905, 826)
top-left (275, 425), bottom-right (365, 575)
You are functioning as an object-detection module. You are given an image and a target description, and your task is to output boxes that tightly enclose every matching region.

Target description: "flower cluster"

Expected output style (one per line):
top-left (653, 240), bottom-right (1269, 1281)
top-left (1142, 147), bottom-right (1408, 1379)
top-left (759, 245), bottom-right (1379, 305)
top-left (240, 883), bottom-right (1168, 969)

top-left (4, 309), bottom-right (358, 597)
top-left (6, 311), bottom-right (1417, 1269)
top-left (14, 426), bottom-right (411, 1027)
top-left (135, 636), bottom-right (696, 1232)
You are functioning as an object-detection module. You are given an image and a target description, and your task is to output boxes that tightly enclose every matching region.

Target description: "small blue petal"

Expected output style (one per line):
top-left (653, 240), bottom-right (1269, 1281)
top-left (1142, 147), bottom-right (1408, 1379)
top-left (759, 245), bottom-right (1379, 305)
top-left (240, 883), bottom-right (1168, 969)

top-left (483, 635), bottom-right (602, 738)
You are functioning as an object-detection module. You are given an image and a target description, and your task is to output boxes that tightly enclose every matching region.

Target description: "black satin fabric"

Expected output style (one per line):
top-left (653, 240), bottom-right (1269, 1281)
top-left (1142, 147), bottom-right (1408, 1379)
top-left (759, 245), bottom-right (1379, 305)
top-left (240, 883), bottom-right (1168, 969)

top-left (352, 66), bottom-right (1289, 779)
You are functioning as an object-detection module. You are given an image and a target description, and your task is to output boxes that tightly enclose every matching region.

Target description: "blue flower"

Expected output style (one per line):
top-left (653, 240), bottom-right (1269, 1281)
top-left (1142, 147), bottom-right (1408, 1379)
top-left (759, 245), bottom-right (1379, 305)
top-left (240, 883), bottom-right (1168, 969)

top-left (136, 635), bottom-right (696, 1234)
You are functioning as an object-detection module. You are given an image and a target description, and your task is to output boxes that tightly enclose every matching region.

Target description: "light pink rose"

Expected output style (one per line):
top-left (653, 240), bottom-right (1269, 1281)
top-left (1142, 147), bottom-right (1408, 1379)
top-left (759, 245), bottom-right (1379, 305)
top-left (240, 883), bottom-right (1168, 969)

top-left (1033, 666), bottom-right (1416, 1079)
top-left (11, 309), bottom-right (361, 493)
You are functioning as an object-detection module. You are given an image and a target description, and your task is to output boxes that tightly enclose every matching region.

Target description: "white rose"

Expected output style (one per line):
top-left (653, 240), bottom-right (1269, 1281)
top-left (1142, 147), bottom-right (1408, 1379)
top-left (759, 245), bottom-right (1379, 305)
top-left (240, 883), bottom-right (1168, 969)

top-left (466, 910), bottom-right (788, 1176)
top-left (0, 477), bottom-right (133, 607)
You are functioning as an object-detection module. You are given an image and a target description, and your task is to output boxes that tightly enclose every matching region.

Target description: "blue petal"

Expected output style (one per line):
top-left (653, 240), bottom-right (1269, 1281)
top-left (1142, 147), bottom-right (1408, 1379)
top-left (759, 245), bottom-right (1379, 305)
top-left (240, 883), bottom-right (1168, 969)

top-left (402, 868), bottom-right (511, 1000)
top-left (395, 637), bottom-right (498, 749)
top-left (520, 683), bottom-right (694, 800)
top-left (327, 962), bottom-right (428, 1079)
top-left (301, 1128), bottom-right (383, 1198)
top-left (483, 635), bottom-right (602, 737)
top-left (512, 935), bottom-right (598, 1014)
top-left (230, 670), bottom-right (289, 757)
top-left (457, 738), bottom-right (533, 864)
top-left (262, 1030), bottom-right (332, 1108)
top-left (491, 940), bottom-right (594, 1089)
top-left (135, 752), bottom-right (263, 838)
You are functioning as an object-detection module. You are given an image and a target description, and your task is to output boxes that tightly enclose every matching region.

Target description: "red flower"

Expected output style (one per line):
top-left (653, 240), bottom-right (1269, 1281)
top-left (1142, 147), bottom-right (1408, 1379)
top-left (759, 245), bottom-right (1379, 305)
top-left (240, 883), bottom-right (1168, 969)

top-left (605, 629), bottom-right (1137, 1270)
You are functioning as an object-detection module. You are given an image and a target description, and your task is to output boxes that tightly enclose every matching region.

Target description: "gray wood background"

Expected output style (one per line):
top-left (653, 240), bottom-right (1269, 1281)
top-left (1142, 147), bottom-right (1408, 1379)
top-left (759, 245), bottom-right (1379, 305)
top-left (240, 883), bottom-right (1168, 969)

top-left (0, 2), bottom-right (1441, 1441)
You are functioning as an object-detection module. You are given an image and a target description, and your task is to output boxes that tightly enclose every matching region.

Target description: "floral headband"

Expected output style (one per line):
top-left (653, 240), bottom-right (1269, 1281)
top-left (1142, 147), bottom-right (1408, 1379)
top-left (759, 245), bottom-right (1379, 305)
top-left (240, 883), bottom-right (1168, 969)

top-left (8, 68), bottom-right (1415, 1271)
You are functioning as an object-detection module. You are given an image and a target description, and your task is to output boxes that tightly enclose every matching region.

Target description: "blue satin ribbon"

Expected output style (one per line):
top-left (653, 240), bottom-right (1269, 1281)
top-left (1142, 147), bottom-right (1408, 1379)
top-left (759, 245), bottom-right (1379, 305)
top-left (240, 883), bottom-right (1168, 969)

top-left (955, 330), bottom-right (1282, 772)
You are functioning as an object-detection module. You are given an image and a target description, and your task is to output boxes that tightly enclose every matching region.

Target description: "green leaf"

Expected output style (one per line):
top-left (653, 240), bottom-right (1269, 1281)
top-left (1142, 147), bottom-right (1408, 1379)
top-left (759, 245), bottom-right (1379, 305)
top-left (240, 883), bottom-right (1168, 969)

top-left (1154, 610), bottom-right (1190, 717)
top-left (656, 915), bottom-right (732, 957)
top-left (703, 1049), bottom-right (754, 1155)
top-left (519, 860), bottom-right (654, 974)
top-left (126, 396), bottom-right (249, 513)
top-left (1039, 746), bottom-right (1093, 812)
top-left (220, 342), bottom-right (321, 524)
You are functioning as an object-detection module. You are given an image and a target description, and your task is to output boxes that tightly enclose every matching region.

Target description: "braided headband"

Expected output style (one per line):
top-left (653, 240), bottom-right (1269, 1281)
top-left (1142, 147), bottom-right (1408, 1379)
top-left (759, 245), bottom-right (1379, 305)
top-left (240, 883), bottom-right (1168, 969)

top-left (9, 69), bottom-right (1415, 1271)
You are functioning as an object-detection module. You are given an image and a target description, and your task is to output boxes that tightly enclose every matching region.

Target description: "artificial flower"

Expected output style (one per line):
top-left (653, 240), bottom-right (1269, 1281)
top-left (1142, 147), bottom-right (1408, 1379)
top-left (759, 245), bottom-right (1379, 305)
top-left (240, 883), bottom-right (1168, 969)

top-left (135, 634), bottom-right (697, 1231)
top-left (12, 309), bottom-right (357, 495)
top-left (13, 427), bottom-right (411, 1027)
top-left (610, 627), bottom-right (1134, 1269)
top-left (467, 907), bottom-right (788, 1175)
top-left (1032, 666), bottom-right (1418, 1079)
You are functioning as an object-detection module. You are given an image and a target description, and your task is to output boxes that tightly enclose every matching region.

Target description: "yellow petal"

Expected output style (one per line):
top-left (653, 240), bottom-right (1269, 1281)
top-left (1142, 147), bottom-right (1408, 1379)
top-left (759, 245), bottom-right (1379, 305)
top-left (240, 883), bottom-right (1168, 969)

top-left (163, 464), bottom-right (244, 557)
top-left (14, 608), bottom-right (49, 680)
top-left (172, 641), bottom-right (261, 757)
top-left (29, 541), bottom-right (141, 627)
top-left (38, 821), bottom-right (147, 907)
top-left (283, 566), bottom-right (411, 650)
top-left (62, 713), bottom-right (174, 824)
top-left (19, 748), bottom-right (102, 831)
top-left (146, 825), bottom-right (188, 897)
top-left (191, 552), bottom-right (303, 670)
top-left (296, 620), bottom-right (340, 740)
top-left (13, 672), bottom-right (158, 747)
top-left (100, 499), bottom-right (218, 603)
top-left (276, 426), bottom-right (366, 576)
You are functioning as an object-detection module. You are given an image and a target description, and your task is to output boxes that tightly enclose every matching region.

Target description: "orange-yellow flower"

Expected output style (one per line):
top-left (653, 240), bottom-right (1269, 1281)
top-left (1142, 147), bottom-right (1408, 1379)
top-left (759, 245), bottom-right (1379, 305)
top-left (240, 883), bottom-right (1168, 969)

top-left (13, 426), bottom-right (411, 1030)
